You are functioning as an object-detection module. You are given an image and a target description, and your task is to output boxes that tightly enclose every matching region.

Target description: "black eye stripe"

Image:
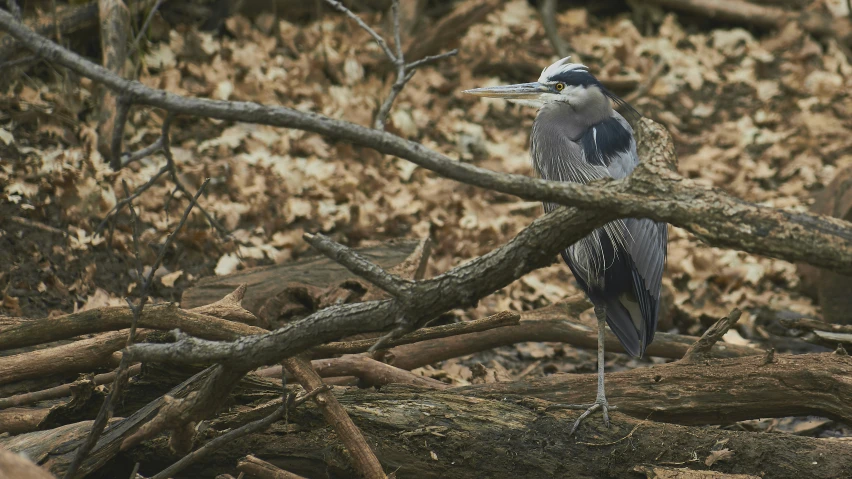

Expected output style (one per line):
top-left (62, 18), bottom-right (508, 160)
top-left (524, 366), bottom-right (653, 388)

top-left (548, 70), bottom-right (598, 88)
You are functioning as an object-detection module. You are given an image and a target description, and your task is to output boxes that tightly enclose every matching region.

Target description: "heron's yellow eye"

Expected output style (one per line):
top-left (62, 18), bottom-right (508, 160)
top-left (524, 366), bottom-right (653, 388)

top-left (555, 83), bottom-right (565, 91)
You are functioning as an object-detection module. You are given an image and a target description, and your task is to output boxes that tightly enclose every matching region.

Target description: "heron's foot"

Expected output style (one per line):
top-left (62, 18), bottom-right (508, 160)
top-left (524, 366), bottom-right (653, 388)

top-left (545, 397), bottom-right (616, 435)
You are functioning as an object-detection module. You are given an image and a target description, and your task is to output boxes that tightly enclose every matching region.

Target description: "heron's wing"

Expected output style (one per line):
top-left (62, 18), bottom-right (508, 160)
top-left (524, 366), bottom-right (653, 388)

top-left (625, 218), bottom-right (667, 301)
top-left (624, 218), bottom-right (668, 354)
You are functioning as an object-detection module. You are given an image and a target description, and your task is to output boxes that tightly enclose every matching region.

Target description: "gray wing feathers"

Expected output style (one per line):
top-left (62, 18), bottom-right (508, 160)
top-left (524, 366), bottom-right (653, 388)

top-left (625, 218), bottom-right (667, 300)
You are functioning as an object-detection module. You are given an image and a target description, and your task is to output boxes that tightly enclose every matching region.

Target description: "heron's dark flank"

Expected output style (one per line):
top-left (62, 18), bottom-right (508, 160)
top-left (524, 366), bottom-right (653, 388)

top-left (464, 57), bottom-right (667, 433)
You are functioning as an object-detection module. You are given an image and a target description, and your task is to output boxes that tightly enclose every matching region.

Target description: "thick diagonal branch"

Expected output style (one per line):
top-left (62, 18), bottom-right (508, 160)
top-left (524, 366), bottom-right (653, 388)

top-left (124, 206), bottom-right (609, 367)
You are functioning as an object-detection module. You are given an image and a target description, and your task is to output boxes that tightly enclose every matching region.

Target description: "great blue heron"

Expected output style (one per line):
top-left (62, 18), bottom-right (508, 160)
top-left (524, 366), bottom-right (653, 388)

top-left (464, 57), bottom-right (667, 433)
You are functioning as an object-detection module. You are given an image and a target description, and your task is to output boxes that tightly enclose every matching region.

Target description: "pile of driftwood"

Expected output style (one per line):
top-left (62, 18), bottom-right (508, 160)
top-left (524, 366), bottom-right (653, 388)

top-left (3, 0), bottom-right (852, 478)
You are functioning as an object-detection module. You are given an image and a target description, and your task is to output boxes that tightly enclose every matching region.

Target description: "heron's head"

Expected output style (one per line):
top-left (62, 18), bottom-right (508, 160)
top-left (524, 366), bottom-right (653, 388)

top-left (464, 57), bottom-right (635, 116)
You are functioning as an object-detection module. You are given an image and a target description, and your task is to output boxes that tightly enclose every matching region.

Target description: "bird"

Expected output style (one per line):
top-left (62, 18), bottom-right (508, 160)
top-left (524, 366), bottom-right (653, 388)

top-left (464, 57), bottom-right (667, 433)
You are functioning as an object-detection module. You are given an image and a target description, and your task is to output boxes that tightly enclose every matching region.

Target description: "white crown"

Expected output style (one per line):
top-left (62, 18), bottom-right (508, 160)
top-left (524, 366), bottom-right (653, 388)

top-left (538, 56), bottom-right (589, 83)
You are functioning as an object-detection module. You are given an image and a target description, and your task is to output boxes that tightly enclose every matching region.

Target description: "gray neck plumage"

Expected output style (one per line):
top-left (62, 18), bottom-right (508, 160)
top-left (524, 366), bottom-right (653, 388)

top-left (535, 93), bottom-right (613, 141)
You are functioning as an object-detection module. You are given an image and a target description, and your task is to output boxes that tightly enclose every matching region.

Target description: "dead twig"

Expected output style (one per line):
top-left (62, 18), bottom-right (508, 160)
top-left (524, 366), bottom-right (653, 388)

top-left (312, 310), bottom-right (520, 355)
top-left (283, 356), bottom-right (386, 479)
top-left (97, 113), bottom-right (230, 249)
top-left (96, 163), bottom-right (169, 232)
top-left (304, 232), bottom-right (412, 297)
top-left (260, 356), bottom-right (449, 389)
top-left (680, 308), bottom-right (742, 363)
top-left (129, 0), bottom-right (166, 54)
top-left (120, 135), bottom-right (163, 168)
top-left (237, 455), bottom-right (308, 479)
top-left (577, 417), bottom-right (649, 447)
top-left (324, 0), bottom-right (457, 130)
top-left (148, 373), bottom-right (325, 479)
top-left (0, 364), bottom-right (142, 410)
top-left (64, 178), bottom-right (209, 479)
top-left (8, 215), bottom-right (66, 235)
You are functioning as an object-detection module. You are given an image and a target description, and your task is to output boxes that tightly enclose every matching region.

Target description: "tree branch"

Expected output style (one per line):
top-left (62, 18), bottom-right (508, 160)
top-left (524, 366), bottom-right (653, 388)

top-left (303, 232), bottom-right (411, 297)
top-left (312, 310), bottom-right (520, 355)
top-left (123, 205), bottom-right (609, 367)
top-left (459, 352), bottom-right (852, 426)
top-left (0, 302), bottom-right (261, 351)
top-left (0, 9), bottom-right (848, 275)
top-left (323, 0), bottom-right (457, 130)
top-left (283, 356), bottom-right (386, 479)
top-left (680, 308), bottom-right (743, 363)
top-left (147, 374), bottom-right (324, 479)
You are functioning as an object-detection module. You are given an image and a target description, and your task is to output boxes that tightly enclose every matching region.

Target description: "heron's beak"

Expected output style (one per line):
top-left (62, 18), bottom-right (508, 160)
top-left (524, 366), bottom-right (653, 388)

top-left (463, 82), bottom-right (549, 100)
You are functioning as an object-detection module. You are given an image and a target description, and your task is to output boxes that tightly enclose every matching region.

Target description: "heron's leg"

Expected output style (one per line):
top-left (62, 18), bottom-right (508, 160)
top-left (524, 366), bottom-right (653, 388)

top-left (545, 305), bottom-right (615, 435)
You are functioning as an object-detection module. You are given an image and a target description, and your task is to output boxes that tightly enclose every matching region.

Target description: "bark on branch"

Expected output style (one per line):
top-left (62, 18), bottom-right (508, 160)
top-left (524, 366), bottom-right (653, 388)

top-left (0, 302), bottom-right (258, 351)
top-left (457, 352), bottom-right (852, 426)
top-left (123, 205), bottom-right (609, 367)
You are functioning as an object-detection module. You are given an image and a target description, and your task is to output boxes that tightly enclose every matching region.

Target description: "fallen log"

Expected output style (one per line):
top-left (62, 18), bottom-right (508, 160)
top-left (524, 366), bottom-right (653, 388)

top-left (261, 349), bottom-right (852, 427)
top-left (181, 238), bottom-right (427, 323)
top-left (457, 352), bottom-right (852, 426)
top-left (123, 387), bottom-right (852, 479)
top-left (0, 330), bottom-right (140, 386)
top-left (647, 0), bottom-right (852, 46)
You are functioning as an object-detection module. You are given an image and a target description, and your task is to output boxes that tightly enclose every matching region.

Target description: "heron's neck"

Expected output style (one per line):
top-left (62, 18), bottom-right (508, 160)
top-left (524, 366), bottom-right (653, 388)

top-left (536, 100), bottom-right (612, 141)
